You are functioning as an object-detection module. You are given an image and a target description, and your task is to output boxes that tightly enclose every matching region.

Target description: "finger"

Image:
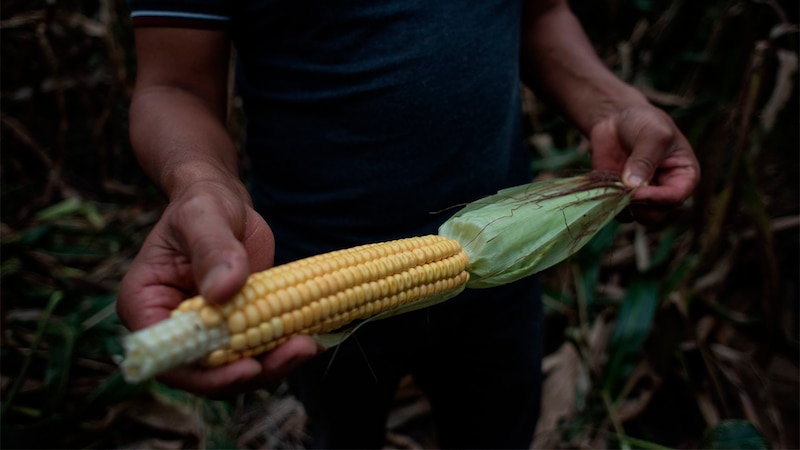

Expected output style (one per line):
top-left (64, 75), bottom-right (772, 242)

top-left (259, 335), bottom-right (322, 383)
top-left (156, 358), bottom-right (263, 398)
top-left (225, 335), bottom-right (321, 394)
top-left (117, 228), bottom-right (196, 331)
top-left (634, 143), bottom-right (700, 199)
top-left (620, 118), bottom-right (673, 189)
top-left (168, 193), bottom-right (251, 304)
top-left (241, 208), bottom-right (275, 274)
top-left (155, 335), bottom-right (322, 398)
top-left (631, 171), bottom-right (697, 205)
top-left (589, 117), bottom-right (627, 173)
top-left (117, 279), bottom-right (186, 330)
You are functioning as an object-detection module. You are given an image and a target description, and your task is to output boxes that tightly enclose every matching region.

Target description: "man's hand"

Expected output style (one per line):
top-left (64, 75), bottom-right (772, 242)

top-left (117, 182), bottom-right (320, 397)
top-left (521, 1), bottom-right (700, 223)
top-left (589, 105), bottom-right (700, 223)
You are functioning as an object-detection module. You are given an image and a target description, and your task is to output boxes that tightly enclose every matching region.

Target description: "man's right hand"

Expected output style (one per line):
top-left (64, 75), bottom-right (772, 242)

top-left (117, 181), bottom-right (320, 397)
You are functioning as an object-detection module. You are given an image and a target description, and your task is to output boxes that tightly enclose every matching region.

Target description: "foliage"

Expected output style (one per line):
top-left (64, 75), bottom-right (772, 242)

top-left (531, 1), bottom-right (799, 448)
top-left (1, 0), bottom-right (797, 449)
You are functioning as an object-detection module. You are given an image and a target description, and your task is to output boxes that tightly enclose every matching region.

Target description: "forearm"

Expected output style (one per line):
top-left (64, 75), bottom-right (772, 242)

top-left (520, 1), bottom-right (648, 134)
top-left (129, 87), bottom-right (248, 202)
top-left (128, 26), bottom-right (246, 203)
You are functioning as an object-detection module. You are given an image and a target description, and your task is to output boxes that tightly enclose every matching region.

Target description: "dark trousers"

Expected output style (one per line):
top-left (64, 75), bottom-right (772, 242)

top-left (288, 276), bottom-right (543, 449)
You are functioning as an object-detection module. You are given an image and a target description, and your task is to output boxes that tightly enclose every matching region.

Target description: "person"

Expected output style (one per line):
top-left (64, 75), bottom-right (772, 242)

top-left (117, 0), bottom-right (700, 448)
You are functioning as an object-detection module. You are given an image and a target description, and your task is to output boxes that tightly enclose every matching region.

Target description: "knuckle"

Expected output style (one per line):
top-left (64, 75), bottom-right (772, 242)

top-left (632, 157), bottom-right (657, 174)
top-left (652, 123), bottom-right (676, 148)
top-left (173, 190), bottom-right (218, 218)
top-left (636, 113), bottom-right (673, 142)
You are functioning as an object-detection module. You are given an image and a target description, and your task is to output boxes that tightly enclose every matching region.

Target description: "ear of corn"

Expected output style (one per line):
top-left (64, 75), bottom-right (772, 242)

top-left (438, 172), bottom-right (633, 289)
top-left (120, 173), bottom-right (633, 383)
top-left (120, 235), bottom-right (469, 383)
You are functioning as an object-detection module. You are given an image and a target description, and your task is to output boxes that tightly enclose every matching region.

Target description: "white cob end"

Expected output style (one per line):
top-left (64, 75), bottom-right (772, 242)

top-left (120, 311), bottom-right (230, 383)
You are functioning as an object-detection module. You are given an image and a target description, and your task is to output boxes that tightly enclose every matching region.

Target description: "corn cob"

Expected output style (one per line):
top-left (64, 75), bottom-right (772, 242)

top-left (120, 235), bottom-right (469, 383)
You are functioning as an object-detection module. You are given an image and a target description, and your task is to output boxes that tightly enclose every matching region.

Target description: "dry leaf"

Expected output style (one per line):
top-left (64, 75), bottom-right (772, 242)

top-left (532, 342), bottom-right (586, 449)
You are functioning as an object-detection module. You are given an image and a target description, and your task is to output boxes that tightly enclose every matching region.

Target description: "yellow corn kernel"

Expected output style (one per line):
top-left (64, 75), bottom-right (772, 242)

top-left (119, 235), bottom-right (470, 382)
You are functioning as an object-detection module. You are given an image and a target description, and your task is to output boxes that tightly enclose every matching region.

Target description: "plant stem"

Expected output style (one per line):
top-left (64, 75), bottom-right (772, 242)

top-left (602, 389), bottom-right (631, 450)
top-left (1, 291), bottom-right (64, 418)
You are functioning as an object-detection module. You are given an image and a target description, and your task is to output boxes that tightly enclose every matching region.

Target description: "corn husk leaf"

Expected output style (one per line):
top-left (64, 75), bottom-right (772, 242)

top-left (439, 173), bottom-right (633, 288)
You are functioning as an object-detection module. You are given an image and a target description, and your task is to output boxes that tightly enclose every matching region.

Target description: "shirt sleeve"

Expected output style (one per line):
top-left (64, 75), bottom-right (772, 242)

top-left (126, 0), bottom-right (232, 29)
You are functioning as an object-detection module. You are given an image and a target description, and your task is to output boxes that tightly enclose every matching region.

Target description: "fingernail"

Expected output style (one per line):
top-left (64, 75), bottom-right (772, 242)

top-left (625, 174), bottom-right (645, 187)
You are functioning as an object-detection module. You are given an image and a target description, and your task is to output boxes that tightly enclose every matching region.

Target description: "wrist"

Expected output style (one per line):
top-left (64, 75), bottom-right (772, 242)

top-left (580, 83), bottom-right (650, 134)
top-left (163, 160), bottom-right (250, 205)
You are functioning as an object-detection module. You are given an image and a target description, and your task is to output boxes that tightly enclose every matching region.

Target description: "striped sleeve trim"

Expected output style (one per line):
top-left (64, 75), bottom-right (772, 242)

top-left (130, 10), bottom-right (229, 22)
top-left (129, 8), bottom-right (231, 29)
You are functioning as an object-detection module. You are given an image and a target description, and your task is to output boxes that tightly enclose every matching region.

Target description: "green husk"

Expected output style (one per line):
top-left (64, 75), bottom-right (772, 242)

top-left (439, 172), bottom-right (633, 288)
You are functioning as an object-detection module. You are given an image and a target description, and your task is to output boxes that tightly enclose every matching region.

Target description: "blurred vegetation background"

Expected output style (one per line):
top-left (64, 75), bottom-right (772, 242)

top-left (1, 0), bottom-right (798, 448)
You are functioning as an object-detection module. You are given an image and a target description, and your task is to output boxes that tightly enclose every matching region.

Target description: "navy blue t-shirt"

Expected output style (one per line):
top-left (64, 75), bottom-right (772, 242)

top-left (129, 0), bottom-right (532, 264)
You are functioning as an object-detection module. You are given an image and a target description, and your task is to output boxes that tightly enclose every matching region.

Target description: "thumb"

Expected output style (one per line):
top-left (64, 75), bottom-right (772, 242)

top-left (621, 154), bottom-right (655, 189)
top-left (617, 108), bottom-right (674, 190)
top-left (197, 244), bottom-right (249, 304)
top-left (169, 195), bottom-right (251, 305)
top-left (620, 131), bottom-right (663, 189)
